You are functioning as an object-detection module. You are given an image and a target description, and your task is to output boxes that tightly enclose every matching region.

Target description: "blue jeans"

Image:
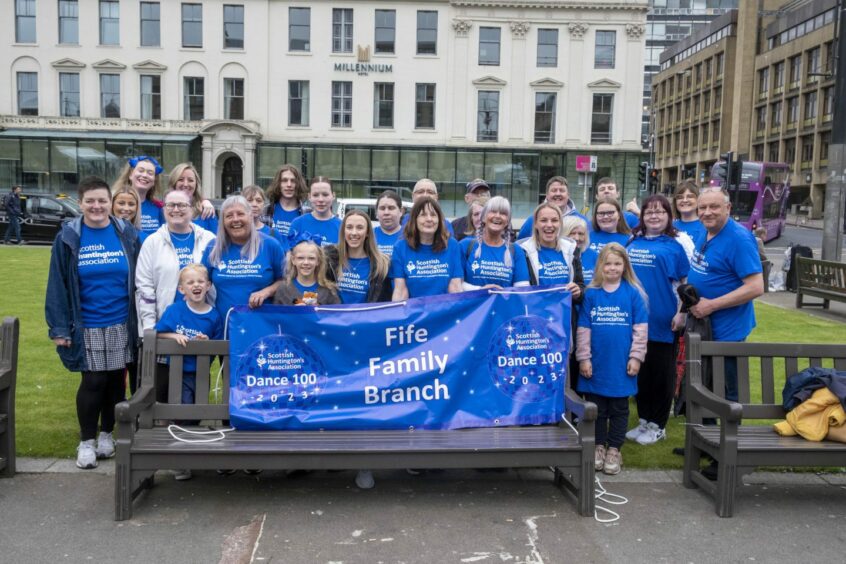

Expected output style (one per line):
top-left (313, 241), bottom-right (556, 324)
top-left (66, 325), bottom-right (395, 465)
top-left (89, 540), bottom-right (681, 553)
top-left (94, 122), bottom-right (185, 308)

top-left (584, 393), bottom-right (629, 450)
top-left (4, 214), bottom-right (21, 243)
top-left (724, 356), bottom-right (738, 402)
top-left (181, 372), bottom-right (196, 405)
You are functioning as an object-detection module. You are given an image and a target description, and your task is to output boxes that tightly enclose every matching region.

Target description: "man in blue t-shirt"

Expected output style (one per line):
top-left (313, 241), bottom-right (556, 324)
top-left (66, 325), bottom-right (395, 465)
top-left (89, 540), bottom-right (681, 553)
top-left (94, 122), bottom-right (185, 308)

top-left (688, 187), bottom-right (764, 399)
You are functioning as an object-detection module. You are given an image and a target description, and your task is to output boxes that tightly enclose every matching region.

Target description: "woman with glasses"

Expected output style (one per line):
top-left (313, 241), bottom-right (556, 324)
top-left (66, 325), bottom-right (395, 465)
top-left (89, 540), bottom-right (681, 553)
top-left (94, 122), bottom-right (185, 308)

top-left (671, 180), bottom-right (705, 244)
top-left (168, 162), bottom-right (218, 234)
top-left (624, 195), bottom-right (690, 447)
top-left (589, 197), bottom-right (631, 255)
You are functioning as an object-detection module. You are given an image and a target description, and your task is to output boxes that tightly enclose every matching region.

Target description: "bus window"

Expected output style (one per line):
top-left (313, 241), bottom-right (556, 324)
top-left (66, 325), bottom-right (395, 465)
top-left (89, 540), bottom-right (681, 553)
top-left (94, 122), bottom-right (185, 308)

top-left (732, 191), bottom-right (758, 221)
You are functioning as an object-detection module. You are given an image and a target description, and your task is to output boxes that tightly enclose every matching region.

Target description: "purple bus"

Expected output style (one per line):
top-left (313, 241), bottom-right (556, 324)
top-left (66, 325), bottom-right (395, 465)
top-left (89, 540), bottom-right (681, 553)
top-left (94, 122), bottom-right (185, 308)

top-left (709, 161), bottom-right (790, 242)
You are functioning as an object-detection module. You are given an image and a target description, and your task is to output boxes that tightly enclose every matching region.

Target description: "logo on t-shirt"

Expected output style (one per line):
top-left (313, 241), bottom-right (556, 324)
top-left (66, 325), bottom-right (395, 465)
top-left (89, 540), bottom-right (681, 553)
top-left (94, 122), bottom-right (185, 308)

top-left (590, 306), bottom-right (630, 326)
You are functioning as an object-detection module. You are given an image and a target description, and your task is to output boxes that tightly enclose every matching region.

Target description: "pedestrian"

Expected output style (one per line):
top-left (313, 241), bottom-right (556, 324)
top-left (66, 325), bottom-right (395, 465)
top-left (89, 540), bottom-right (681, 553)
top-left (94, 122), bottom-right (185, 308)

top-left (452, 179), bottom-right (491, 241)
top-left (517, 176), bottom-right (589, 240)
top-left (287, 177), bottom-right (342, 247)
top-left (265, 164), bottom-right (307, 238)
top-left (576, 243), bottom-right (648, 475)
top-left (45, 176), bottom-right (140, 469)
top-left (460, 196), bottom-right (530, 290)
top-left (625, 195), bottom-right (689, 446)
top-left (373, 190), bottom-right (404, 257)
top-left (3, 185), bottom-right (25, 245)
top-left (391, 197), bottom-right (463, 299)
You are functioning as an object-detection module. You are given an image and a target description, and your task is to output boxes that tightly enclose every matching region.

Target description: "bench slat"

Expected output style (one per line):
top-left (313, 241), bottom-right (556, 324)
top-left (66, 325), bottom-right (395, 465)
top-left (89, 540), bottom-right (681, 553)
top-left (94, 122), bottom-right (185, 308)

top-left (785, 357), bottom-right (798, 379)
top-left (694, 425), bottom-right (846, 452)
top-left (760, 357), bottom-right (775, 404)
top-left (737, 357), bottom-right (750, 403)
top-left (168, 357), bottom-right (183, 405)
top-left (712, 356), bottom-right (725, 398)
top-left (195, 356), bottom-right (211, 405)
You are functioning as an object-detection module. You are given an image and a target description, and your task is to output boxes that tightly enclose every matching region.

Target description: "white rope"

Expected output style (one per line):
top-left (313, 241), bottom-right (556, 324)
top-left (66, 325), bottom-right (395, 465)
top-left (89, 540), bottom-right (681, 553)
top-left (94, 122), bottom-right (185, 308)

top-left (593, 477), bottom-right (628, 523)
top-left (315, 301), bottom-right (406, 312)
top-left (167, 424), bottom-right (235, 443)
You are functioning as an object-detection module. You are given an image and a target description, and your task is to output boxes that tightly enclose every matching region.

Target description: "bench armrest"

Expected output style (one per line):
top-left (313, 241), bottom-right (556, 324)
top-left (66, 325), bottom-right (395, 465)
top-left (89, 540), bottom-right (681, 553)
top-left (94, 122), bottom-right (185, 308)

top-left (115, 383), bottom-right (156, 423)
top-left (565, 387), bottom-right (597, 422)
top-left (687, 380), bottom-right (743, 423)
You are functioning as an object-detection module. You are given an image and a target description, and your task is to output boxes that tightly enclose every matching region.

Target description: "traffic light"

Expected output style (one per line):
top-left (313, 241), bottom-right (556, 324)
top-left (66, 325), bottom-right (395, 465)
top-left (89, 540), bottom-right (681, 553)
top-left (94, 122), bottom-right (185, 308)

top-left (730, 157), bottom-right (743, 187)
top-left (717, 151), bottom-right (734, 187)
top-left (638, 161), bottom-right (648, 185)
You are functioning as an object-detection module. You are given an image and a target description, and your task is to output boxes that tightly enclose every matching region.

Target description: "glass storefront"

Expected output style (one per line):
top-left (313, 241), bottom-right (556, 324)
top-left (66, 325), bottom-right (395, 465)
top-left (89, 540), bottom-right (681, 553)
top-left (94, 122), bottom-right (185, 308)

top-left (256, 143), bottom-right (645, 220)
top-left (0, 133), bottom-right (199, 194)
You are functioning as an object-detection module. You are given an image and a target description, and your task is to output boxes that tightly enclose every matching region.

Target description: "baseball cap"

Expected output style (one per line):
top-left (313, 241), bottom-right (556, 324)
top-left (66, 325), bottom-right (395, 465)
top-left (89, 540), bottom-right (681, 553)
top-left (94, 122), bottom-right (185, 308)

top-left (465, 179), bottom-right (491, 194)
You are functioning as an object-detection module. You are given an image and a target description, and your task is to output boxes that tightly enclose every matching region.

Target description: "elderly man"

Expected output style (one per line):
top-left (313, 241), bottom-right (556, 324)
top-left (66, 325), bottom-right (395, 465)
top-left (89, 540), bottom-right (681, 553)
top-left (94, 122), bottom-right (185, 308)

top-left (452, 178), bottom-right (491, 241)
top-left (687, 186), bottom-right (764, 479)
top-left (517, 176), bottom-right (588, 240)
top-left (402, 178), bottom-right (455, 236)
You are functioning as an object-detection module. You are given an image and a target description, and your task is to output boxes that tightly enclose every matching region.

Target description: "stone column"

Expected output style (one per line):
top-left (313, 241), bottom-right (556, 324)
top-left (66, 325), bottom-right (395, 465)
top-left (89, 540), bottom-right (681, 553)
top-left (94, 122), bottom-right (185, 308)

top-left (566, 22), bottom-right (589, 144)
top-left (509, 21), bottom-right (531, 141)
top-left (201, 134), bottom-right (215, 197)
top-left (450, 18), bottom-right (473, 140)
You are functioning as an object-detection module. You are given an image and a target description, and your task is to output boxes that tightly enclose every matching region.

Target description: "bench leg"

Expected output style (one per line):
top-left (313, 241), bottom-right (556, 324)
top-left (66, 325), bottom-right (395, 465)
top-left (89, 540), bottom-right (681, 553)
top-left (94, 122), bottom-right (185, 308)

top-left (715, 463), bottom-right (737, 518)
top-left (578, 457), bottom-right (595, 517)
top-left (824, 299), bottom-right (830, 310)
top-left (115, 459), bottom-right (132, 521)
top-left (795, 291), bottom-right (802, 309)
top-left (682, 429), bottom-right (699, 489)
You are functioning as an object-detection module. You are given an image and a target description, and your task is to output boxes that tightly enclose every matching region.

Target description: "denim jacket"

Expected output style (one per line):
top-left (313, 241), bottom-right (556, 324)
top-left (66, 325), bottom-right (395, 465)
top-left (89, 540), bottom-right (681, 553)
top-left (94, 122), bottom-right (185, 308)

top-left (45, 216), bottom-right (140, 372)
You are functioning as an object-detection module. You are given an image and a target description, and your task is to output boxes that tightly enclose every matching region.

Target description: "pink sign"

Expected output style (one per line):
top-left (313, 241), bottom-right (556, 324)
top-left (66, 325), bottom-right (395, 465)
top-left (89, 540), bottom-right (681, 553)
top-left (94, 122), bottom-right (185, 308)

top-left (575, 155), bottom-right (597, 172)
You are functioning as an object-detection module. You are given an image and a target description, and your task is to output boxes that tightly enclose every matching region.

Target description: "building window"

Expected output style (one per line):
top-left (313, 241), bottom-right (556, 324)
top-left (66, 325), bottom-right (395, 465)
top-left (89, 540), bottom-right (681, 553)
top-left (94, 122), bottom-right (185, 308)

top-left (713, 87), bottom-right (722, 111)
top-left (373, 83), bottom-right (394, 128)
top-left (374, 9), bottom-right (395, 54)
top-left (823, 87), bottom-right (834, 119)
top-left (15, 0), bottom-right (36, 43)
top-left (754, 144), bottom-right (764, 162)
top-left (479, 27), bottom-right (501, 65)
top-left (774, 62), bottom-right (785, 90)
top-left (417, 11), bottom-right (437, 55)
top-left (801, 135), bottom-right (814, 165)
top-left (785, 138), bottom-right (796, 164)
top-left (704, 59), bottom-right (712, 81)
top-left (787, 96), bottom-right (799, 125)
top-left (712, 119), bottom-right (720, 142)
top-left (100, 74), bottom-right (120, 118)
top-left (332, 8), bottom-right (353, 53)
top-left (789, 55), bottom-right (801, 87)
top-left (289, 7), bottom-right (310, 51)
top-left (224, 78), bottom-right (244, 120)
top-left (288, 80), bottom-right (309, 126)
top-left (755, 106), bottom-right (766, 132)
top-left (591, 93), bottom-right (613, 144)
top-left (59, 0), bottom-right (79, 44)
top-left (477, 91), bottom-right (500, 141)
top-left (415, 83), bottom-right (435, 129)
top-left (820, 132), bottom-right (830, 163)
top-left (825, 41), bottom-right (835, 73)
top-left (771, 101), bottom-right (782, 128)
top-left (184, 77), bottom-right (204, 120)
top-left (537, 29), bottom-right (558, 67)
top-left (534, 92), bottom-right (556, 143)
top-left (768, 142), bottom-right (779, 163)
top-left (715, 52), bottom-right (724, 77)
top-left (140, 75), bottom-right (161, 120)
top-left (804, 91), bottom-right (817, 122)
top-left (331, 81), bottom-right (352, 127)
top-left (223, 4), bottom-right (244, 49)
top-left (59, 72), bottom-right (80, 117)
top-left (99, 0), bottom-right (119, 45)
top-left (806, 47), bottom-right (820, 82)
top-left (594, 31), bottom-right (616, 69)
top-left (182, 3), bottom-right (202, 48)
top-left (140, 2), bottom-right (160, 47)
top-left (702, 91), bottom-right (710, 114)
top-left (16, 72), bottom-right (38, 116)
top-left (758, 67), bottom-right (769, 97)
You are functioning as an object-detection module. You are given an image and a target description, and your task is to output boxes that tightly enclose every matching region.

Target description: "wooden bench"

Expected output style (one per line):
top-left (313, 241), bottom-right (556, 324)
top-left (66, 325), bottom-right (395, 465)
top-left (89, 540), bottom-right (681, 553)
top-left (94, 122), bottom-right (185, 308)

top-left (115, 330), bottom-right (597, 521)
top-left (683, 333), bottom-right (846, 517)
top-left (0, 317), bottom-right (20, 478)
top-left (795, 256), bottom-right (846, 309)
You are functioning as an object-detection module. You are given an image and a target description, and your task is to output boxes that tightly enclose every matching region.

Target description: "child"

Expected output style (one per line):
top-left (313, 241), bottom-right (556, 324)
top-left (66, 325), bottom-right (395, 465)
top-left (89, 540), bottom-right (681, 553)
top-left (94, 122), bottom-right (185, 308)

top-left (575, 243), bottom-right (648, 475)
top-left (274, 238), bottom-right (340, 305)
top-left (286, 176), bottom-right (342, 247)
top-left (155, 263), bottom-right (223, 480)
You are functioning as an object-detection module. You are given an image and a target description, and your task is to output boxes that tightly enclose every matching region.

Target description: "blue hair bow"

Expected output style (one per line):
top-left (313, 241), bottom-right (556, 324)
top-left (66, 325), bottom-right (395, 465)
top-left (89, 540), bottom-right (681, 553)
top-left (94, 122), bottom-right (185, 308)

top-left (288, 231), bottom-right (324, 248)
top-left (128, 155), bottom-right (163, 175)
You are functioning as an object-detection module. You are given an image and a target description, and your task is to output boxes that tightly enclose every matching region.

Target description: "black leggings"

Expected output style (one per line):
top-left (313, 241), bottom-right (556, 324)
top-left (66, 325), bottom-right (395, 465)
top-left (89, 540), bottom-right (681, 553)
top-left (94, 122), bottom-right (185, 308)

top-left (77, 369), bottom-right (126, 441)
top-left (635, 340), bottom-right (676, 429)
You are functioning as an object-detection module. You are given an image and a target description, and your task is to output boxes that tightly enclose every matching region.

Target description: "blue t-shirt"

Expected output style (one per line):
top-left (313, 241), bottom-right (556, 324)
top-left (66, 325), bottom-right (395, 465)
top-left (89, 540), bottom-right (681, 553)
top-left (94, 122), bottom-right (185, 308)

top-left (581, 248), bottom-right (598, 285)
top-left (401, 215), bottom-right (455, 237)
top-left (293, 279), bottom-right (319, 295)
top-left (577, 281), bottom-right (648, 398)
top-left (518, 209), bottom-right (590, 240)
top-left (673, 218), bottom-right (706, 244)
top-left (288, 214), bottom-right (342, 247)
top-left (140, 199), bottom-right (164, 234)
top-left (460, 239), bottom-right (530, 287)
top-left (688, 219), bottom-right (762, 342)
top-left (337, 257), bottom-right (371, 304)
top-left (78, 224), bottom-right (130, 328)
top-left (272, 203), bottom-right (302, 237)
top-left (536, 246), bottom-right (572, 285)
top-left (627, 235), bottom-right (690, 343)
top-left (624, 211), bottom-right (639, 229)
top-left (258, 224), bottom-right (290, 254)
top-left (588, 230), bottom-right (630, 255)
top-left (193, 215), bottom-right (218, 235)
top-left (170, 230), bottom-right (196, 301)
top-left (202, 233), bottom-right (286, 318)
top-left (155, 300), bottom-right (223, 372)
top-left (374, 226), bottom-right (402, 257)
top-left (390, 238), bottom-right (463, 298)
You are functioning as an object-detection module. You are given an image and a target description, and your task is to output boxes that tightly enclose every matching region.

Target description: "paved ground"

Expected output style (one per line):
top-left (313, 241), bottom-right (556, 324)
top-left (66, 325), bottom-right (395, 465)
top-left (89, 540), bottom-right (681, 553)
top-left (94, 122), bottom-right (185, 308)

top-left (2, 464), bottom-right (846, 563)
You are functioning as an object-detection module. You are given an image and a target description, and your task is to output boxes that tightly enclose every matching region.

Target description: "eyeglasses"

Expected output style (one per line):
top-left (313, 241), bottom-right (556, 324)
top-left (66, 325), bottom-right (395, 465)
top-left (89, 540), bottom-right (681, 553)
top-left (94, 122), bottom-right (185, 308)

top-left (596, 211), bottom-right (617, 218)
top-left (165, 202), bottom-right (190, 210)
top-left (643, 209), bottom-right (668, 217)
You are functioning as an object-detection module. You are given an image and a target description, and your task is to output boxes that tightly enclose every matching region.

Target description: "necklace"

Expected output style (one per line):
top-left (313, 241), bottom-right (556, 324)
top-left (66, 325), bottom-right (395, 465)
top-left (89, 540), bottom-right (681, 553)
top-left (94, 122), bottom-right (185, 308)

top-left (170, 230), bottom-right (193, 243)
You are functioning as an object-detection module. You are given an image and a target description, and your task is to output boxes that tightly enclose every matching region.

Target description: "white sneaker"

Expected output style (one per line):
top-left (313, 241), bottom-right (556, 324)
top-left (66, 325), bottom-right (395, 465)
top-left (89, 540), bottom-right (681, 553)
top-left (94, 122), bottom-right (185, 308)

top-left (76, 440), bottom-right (98, 469)
top-left (636, 422), bottom-right (667, 445)
top-left (594, 445), bottom-right (606, 471)
top-left (95, 431), bottom-right (115, 459)
top-left (603, 448), bottom-right (622, 475)
top-left (355, 470), bottom-right (375, 490)
top-left (625, 419), bottom-right (648, 441)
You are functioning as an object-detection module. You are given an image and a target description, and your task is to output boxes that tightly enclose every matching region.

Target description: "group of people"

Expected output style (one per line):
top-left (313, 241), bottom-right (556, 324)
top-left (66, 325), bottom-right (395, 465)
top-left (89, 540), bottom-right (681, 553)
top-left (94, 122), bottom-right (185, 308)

top-left (44, 157), bottom-right (764, 485)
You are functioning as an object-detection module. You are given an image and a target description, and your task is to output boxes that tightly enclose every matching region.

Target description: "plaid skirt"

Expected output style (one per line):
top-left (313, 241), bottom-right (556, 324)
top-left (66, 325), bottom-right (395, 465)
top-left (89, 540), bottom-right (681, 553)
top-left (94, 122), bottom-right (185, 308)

top-left (83, 323), bottom-right (133, 372)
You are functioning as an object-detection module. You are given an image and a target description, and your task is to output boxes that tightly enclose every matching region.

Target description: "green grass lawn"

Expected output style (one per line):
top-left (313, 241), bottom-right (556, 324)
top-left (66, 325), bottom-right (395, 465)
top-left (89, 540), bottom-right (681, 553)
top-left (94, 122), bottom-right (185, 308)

top-left (3, 245), bottom-right (846, 466)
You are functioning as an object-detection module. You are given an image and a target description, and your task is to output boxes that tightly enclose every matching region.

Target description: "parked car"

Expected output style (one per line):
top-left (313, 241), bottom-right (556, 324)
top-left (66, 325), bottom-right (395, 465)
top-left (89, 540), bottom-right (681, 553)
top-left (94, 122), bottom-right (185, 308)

top-left (0, 193), bottom-right (81, 243)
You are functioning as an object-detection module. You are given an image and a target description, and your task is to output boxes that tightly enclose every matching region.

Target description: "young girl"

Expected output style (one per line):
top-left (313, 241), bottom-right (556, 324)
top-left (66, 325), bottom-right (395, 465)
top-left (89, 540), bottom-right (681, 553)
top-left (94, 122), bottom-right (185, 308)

top-left (168, 163), bottom-right (218, 234)
top-left (327, 210), bottom-right (392, 304)
top-left (266, 164), bottom-right (307, 238)
top-left (274, 238), bottom-right (339, 305)
top-left (287, 176), bottom-right (342, 247)
top-left (672, 180), bottom-right (705, 244)
top-left (576, 243), bottom-right (648, 476)
top-left (373, 190), bottom-right (404, 257)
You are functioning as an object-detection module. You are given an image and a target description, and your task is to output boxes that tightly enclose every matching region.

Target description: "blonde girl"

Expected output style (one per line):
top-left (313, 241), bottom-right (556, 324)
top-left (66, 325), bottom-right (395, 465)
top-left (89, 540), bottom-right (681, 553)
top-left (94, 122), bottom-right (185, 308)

top-left (274, 238), bottom-right (339, 305)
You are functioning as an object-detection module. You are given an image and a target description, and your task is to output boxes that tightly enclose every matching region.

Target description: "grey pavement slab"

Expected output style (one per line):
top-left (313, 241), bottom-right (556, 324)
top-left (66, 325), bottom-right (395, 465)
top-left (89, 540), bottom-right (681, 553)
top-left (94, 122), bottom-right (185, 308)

top-left (2, 468), bottom-right (846, 563)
